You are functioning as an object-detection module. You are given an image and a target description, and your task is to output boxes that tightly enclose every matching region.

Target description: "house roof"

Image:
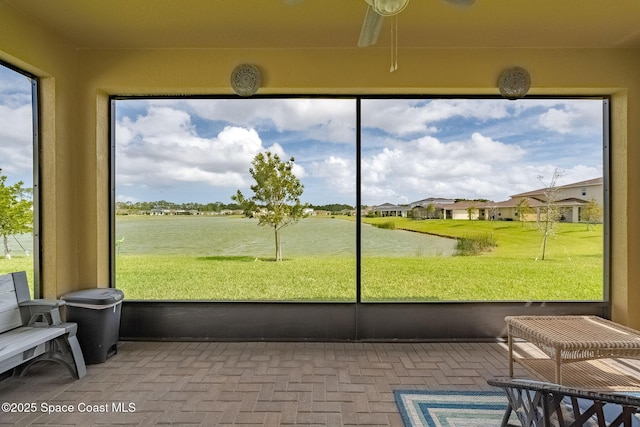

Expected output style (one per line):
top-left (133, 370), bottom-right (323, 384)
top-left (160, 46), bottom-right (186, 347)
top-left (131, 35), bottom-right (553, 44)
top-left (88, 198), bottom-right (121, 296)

top-left (4, 1), bottom-right (640, 50)
top-left (482, 197), bottom-right (546, 209)
top-left (510, 177), bottom-right (603, 199)
top-left (410, 198), bottom-right (455, 207)
top-left (440, 201), bottom-right (481, 210)
top-left (376, 203), bottom-right (410, 210)
top-left (557, 177), bottom-right (603, 189)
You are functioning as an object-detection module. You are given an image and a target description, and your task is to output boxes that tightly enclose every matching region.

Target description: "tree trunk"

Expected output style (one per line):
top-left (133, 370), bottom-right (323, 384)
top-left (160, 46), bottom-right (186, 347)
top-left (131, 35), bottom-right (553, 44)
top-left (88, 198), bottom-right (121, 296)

top-left (274, 228), bottom-right (281, 262)
top-left (3, 235), bottom-right (10, 258)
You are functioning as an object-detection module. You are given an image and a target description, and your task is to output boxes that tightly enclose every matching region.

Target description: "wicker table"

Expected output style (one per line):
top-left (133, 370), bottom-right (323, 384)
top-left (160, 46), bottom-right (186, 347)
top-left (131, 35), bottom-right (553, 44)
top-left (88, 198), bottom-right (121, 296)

top-left (506, 315), bottom-right (640, 384)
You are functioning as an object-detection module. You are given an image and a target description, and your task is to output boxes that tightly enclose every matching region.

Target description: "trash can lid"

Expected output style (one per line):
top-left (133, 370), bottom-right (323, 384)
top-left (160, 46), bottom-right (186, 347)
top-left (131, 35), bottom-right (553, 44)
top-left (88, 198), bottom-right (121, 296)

top-left (62, 288), bottom-right (124, 305)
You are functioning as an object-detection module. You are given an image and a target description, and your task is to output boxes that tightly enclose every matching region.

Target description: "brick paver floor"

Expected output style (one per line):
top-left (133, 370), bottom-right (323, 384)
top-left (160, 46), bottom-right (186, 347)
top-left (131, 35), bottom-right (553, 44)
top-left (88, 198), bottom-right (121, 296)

top-left (0, 341), bottom-right (532, 426)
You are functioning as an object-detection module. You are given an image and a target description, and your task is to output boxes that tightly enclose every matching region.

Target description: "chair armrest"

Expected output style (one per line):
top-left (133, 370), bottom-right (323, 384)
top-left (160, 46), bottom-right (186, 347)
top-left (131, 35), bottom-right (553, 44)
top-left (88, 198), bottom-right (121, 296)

top-left (18, 299), bottom-right (66, 326)
top-left (19, 299), bottom-right (66, 308)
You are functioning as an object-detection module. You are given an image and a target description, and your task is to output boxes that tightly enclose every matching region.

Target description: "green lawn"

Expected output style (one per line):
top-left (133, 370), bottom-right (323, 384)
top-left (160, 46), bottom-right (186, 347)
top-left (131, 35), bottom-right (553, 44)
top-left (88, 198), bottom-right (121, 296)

top-left (116, 255), bottom-right (356, 301)
top-left (360, 217), bottom-right (603, 301)
top-left (362, 217), bottom-right (603, 259)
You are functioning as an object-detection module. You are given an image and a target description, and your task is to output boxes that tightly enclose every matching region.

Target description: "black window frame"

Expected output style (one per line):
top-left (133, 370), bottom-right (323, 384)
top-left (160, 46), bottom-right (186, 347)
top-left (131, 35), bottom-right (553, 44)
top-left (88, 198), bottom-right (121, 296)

top-left (109, 94), bottom-right (611, 305)
top-left (0, 60), bottom-right (40, 297)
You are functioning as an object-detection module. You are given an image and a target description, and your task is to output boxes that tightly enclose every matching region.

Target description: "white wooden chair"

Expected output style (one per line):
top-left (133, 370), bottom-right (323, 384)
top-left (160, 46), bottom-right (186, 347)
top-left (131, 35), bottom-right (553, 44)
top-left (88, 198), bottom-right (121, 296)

top-left (0, 271), bottom-right (86, 379)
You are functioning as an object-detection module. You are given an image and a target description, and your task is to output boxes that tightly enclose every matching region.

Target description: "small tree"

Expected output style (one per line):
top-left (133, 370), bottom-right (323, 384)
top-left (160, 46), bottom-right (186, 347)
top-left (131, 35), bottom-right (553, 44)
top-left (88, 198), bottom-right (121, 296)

top-left (466, 203), bottom-right (477, 221)
top-left (0, 169), bottom-right (33, 258)
top-left (516, 198), bottom-right (533, 227)
top-left (425, 203), bottom-right (436, 219)
top-left (582, 198), bottom-right (603, 230)
top-left (232, 151), bottom-right (305, 262)
top-left (536, 169), bottom-right (563, 260)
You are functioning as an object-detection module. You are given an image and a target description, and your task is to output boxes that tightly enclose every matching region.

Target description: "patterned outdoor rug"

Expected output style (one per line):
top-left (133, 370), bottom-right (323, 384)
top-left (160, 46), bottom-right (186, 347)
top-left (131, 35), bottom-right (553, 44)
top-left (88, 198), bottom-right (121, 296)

top-left (394, 390), bottom-right (519, 427)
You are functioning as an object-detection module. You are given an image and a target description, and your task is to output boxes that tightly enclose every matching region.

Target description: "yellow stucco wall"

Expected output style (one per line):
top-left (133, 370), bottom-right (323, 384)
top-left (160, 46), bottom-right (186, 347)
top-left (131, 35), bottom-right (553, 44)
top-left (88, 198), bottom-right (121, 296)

top-left (0, 1), bottom-right (79, 297)
top-left (1, 3), bottom-right (639, 327)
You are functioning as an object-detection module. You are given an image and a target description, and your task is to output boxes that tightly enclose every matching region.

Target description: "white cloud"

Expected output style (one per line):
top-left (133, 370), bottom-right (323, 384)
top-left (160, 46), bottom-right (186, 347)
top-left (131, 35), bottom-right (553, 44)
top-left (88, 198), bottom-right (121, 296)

top-left (532, 164), bottom-right (602, 188)
top-left (539, 108), bottom-right (579, 134)
top-left (115, 194), bottom-right (139, 203)
top-left (361, 133), bottom-right (528, 204)
top-left (0, 68), bottom-right (32, 108)
top-left (538, 101), bottom-right (603, 134)
top-left (361, 98), bottom-right (605, 138)
top-left (0, 104), bottom-right (33, 178)
top-left (362, 99), bottom-right (512, 135)
top-left (185, 98), bottom-right (356, 144)
top-left (116, 106), bottom-right (304, 190)
top-left (308, 155), bottom-right (355, 195)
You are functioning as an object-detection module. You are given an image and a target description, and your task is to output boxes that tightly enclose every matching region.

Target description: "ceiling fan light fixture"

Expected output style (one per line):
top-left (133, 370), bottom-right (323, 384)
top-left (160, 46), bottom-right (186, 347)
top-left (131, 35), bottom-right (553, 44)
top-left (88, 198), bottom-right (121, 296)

top-left (365, 0), bottom-right (409, 16)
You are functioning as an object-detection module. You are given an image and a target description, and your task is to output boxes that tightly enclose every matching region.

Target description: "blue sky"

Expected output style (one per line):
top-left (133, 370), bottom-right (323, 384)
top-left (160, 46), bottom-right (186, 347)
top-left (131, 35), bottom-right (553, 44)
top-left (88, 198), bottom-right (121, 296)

top-left (0, 63), bottom-right (604, 207)
top-left (115, 97), bottom-right (603, 206)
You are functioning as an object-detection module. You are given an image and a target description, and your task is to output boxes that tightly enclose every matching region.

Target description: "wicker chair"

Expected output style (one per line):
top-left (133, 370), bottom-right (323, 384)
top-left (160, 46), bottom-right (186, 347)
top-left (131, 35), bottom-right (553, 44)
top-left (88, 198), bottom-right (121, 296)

top-left (488, 378), bottom-right (640, 427)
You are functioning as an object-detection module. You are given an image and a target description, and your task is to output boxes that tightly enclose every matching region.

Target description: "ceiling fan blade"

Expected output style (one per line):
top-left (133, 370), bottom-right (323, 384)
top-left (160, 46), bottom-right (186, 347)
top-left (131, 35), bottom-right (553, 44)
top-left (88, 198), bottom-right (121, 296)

top-left (358, 5), bottom-right (385, 47)
top-left (443, 0), bottom-right (476, 7)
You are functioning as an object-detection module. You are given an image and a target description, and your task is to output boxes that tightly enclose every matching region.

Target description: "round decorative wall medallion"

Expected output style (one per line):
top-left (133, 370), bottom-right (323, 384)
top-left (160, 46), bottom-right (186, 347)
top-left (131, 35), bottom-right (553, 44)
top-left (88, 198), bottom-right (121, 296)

top-left (230, 64), bottom-right (261, 96)
top-left (498, 67), bottom-right (531, 100)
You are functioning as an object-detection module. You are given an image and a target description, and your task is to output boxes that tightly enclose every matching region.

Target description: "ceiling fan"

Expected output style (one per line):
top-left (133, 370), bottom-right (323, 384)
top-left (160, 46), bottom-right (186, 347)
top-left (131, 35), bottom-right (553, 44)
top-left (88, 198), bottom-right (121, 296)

top-left (357, 0), bottom-right (477, 48)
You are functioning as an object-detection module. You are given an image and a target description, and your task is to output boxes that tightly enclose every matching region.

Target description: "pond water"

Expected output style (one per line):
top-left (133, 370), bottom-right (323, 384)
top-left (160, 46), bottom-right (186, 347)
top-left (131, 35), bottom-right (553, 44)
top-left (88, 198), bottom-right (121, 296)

top-left (115, 216), bottom-right (457, 257)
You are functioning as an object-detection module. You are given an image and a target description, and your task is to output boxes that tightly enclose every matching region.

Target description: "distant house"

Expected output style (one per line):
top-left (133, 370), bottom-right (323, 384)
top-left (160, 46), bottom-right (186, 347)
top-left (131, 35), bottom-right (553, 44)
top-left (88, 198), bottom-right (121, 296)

top-left (481, 197), bottom-right (544, 222)
top-left (220, 209), bottom-right (244, 215)
top-left (380, 177), bottom-right (603, 223)
top-left (493, 177), bottom-right (603, 223)
top-left (511, 177), bottom-right (603, 206)
top-left (440, 201), bottom-right (483, 220)
top-left (410, 197), bottom-right (455, 219)
top-left (409, 197), bottom-right (455, 208)
top-left (372, 203), bottom-right (411, 217)
top-left (150, 207), bottom-right (171, 215)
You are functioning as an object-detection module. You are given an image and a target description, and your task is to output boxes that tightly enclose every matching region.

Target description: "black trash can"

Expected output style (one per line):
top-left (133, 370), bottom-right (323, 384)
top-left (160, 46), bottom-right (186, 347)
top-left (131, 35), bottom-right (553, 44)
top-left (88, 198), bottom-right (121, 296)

top-left (62, 288), bottom-right (124, 364)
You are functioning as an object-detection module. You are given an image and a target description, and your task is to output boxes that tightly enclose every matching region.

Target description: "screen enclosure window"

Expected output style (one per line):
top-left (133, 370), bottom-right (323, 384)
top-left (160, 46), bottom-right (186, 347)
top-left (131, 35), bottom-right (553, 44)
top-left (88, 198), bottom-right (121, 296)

top-left (113, 98), bottom-right (357, 301)
top-left (113, 97), bottom-right (606, 302)
top-left (360, 98), bottom-right (605, 302)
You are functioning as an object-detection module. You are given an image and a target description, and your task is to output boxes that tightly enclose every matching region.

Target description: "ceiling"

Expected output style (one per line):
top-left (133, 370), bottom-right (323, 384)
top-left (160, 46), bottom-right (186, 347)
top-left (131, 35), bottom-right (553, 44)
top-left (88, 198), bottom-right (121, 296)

top-left (5, 0), bottom-right (640, 50)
